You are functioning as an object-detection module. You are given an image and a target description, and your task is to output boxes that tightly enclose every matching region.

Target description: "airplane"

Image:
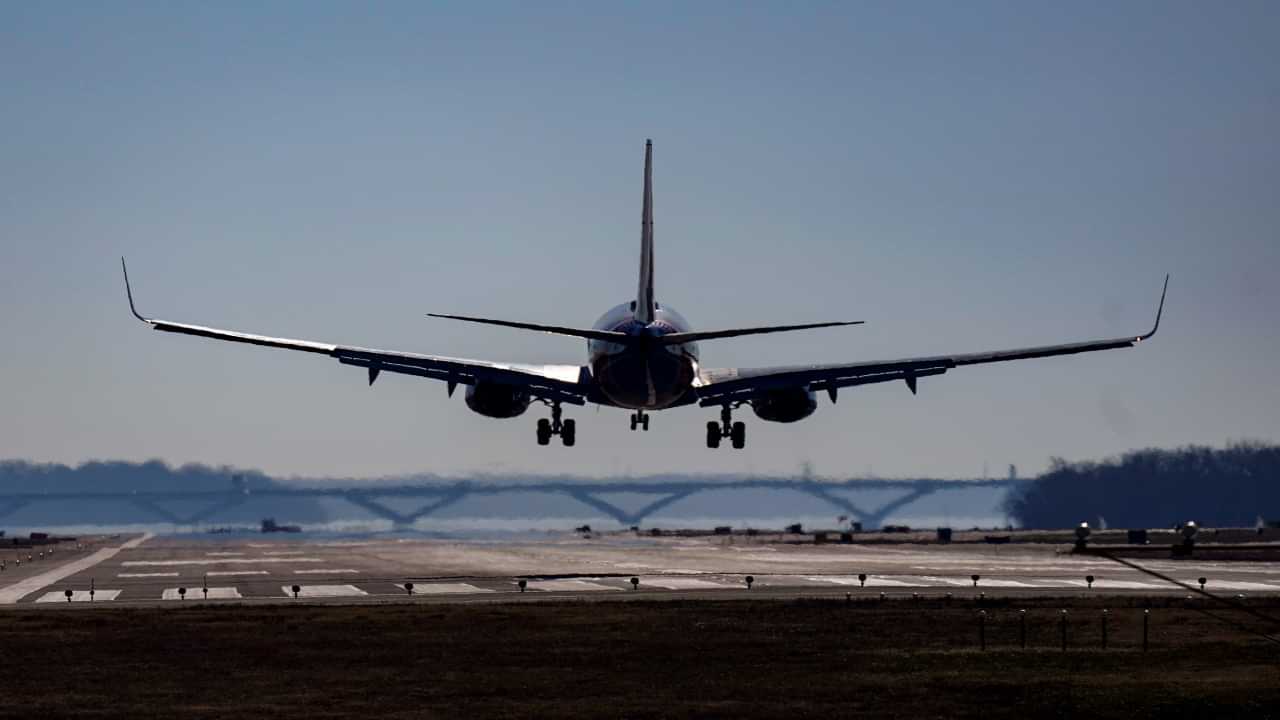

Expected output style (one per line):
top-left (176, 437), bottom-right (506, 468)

top-left (122, 140), bottom-right (1168, 450)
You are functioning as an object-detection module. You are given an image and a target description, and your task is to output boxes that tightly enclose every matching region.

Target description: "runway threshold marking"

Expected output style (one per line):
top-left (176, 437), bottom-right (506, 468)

top-left (34, 590), bottom-right (122, 603)
top-left (122, 558), bottom-right (323, 567)
top-left (805, 575), bottom-right (924, 588)
top-left (1060, 578), bottom-right (1173, 590)
top-left (163, 587), bottom-right (242, 600)
top-left (526, 580), bottom-right (623, 592)
top-left (281, 584), bottom-right (367, 598)
top-left (643, 578), bottom-right (736, 590)
top-left (396, 583), bottom-right (493, 595)
top-left (915, 576), bottom-right (1049, 589)
top-left (1193, 580), bottom-right (1280, 592)
top-left (0, 533), bottom-right (153, 605)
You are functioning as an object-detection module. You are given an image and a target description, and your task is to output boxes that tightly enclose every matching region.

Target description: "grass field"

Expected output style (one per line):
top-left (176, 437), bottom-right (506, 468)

top-left (2, 597), bottom-right (1278, 719)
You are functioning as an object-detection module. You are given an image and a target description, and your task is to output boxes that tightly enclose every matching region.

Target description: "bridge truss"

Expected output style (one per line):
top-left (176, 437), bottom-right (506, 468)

top-left (0, 478), bottom-right (1021, 530)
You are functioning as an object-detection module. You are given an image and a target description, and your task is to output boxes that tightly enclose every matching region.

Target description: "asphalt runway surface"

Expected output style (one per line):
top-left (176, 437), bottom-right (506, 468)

top-left (3, 531), bottom-right (1280, 608)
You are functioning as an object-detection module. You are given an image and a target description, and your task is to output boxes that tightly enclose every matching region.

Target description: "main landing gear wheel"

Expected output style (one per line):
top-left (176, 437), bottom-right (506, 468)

top-left (535, 402), bottom-right (576, 447)
top-left (706, 405), bottom-right (746, 449)
top-left (630, 410), bottom-right (650, 431)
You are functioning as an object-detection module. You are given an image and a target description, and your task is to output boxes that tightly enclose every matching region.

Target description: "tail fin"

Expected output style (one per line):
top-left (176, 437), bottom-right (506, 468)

top-left (636, 139), bottom-right (656, 325)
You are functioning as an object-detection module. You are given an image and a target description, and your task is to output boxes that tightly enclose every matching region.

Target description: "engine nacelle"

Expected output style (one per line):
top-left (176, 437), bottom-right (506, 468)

top-left (464, 382), bottom-right (532, 419)
top-left (750, 388), bottom-right (818, 423)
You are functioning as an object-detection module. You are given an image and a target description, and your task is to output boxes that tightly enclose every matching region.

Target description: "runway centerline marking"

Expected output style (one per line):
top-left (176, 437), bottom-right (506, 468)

top-left (293, 569), bottom-right (360, 575)
top-left (119, 572), bottom-right (180, 578)
top-left (207, 570), bottom-right (269, 577)
top-left (0, 533), bottom-right (153, 605)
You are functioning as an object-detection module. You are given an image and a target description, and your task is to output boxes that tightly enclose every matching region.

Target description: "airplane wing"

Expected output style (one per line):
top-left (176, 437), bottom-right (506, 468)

top-left (694, 276), bottom-right (1168, 407)
top-left (121, 260), bottom-right (588, 405)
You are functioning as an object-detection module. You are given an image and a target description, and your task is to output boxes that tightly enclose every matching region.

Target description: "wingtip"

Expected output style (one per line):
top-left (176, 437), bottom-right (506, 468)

top-left (1138, 273), bottom-right (1169, 342)
top-left (121, 257), bottom-right (147, 323)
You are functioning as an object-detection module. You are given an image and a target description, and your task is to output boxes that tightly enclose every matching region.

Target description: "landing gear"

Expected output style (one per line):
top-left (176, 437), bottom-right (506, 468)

top-left (629, 410), bottom-right (650, 431)
top-left (706, 405), bottom-right (746, 449)
top-left (535, 402), bottom-right (576, 447)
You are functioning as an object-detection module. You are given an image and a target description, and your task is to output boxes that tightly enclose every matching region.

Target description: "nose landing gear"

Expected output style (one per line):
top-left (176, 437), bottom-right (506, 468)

top-left (629, 410), bottom-right (650, 431)
top-left (706, 405), bottom-right (746, 449)
top-left (536, 402), bottom-right (576, 447)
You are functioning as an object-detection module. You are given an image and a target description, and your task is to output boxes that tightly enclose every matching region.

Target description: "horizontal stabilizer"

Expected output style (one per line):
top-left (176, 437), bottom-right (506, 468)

top-left (427, 313), bottom-right (635, 344)
top-left (657, 320), bottom-right (864, 345)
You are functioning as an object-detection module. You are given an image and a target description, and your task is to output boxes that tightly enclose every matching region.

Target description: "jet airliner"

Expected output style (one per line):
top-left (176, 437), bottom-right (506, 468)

top-left (123, 140), bottom-right (1167, 449)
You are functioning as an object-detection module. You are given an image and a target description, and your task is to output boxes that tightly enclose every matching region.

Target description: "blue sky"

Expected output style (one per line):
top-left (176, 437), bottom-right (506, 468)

top-left (2, 1), bottom-right (1277, 479)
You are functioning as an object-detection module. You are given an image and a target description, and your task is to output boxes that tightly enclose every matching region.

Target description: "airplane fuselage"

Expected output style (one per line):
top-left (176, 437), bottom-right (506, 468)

top-left (588, 302), bottom-right (700, 409)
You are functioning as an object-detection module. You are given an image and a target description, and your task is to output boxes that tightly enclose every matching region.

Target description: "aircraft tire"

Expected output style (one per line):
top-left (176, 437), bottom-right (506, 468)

top-left (561, 419), bottom-right (577, 447)
top-left (706, 421), bottom-right (721, 449)
top-left (730, 421), bottom-right (746, 449)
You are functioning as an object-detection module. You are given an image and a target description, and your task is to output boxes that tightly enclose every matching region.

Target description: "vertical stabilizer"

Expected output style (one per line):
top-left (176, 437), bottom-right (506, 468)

top-left (636, 139), bottom-right (656, 325)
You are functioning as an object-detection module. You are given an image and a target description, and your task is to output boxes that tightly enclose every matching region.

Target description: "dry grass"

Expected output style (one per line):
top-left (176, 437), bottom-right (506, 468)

top-left (1, 597), bottom-right (1278, 719)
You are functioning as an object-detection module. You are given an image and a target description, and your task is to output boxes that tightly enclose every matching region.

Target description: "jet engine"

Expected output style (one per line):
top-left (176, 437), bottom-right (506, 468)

top-left (464, 382), bottom-right (532, 418)
top-left (750, 388), bottom-right (818, 423)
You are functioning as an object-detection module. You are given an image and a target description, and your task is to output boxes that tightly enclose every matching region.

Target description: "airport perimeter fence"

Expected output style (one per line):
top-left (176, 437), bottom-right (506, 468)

top-left (818, 592), bottom-right (1280, 652)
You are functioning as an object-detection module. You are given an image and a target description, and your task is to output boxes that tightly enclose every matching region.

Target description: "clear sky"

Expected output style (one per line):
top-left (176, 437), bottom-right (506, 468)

top-left (2, 1), bottom-right (1277, 480)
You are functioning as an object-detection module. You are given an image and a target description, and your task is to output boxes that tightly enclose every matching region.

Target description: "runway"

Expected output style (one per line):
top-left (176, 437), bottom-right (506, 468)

top-left (3, 531), bottom-right (1279, 607)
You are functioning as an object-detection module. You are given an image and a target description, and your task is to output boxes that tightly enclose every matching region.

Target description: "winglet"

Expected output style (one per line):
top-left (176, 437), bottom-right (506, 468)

top-left (1136, 274), bottom-right (1169, 342)
top-left (121, 257), bottom-right (148, 323)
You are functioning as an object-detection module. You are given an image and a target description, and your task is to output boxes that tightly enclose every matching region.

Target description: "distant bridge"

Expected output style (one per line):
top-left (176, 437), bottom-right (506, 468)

top-left (0, 478), bottom-right (1022, 529)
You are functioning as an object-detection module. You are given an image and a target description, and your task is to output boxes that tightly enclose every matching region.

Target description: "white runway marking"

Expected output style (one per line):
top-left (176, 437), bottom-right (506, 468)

top-left (282, 584), bottom-right (367, 598)
top-left (118, 572), bottom-right (180, 578)
top-left (917, 576), bottom-right (1049, 589)
top-left (1060, 578), bottom-right (1173, 590)
top-left (1195, 581), bottom-right (1280, 592)
top-left (163, 587), bottom-right (241, 600)
top-left (397, 583), bottom-right (492, 595)
top-left (263, 551), bottom-right (307, 556)
top-left (527, 580), bottom-right (622, 592)
top-left (35, 590), bottom-right (122, 603)
top-left (207, 570), bottom-right (269, 577)
top-left (122, 558), bottom-right (322, 567)
top-left (806, 575), bottom-right (924, 588)
top-left (293, 569), bottom-right (360, 575)
top-left (0, 533), bottom-right (153, 605)
top-left (643, 578), bottom-right (736, 590)
top-left (206, 552), bottom-right (244, 557)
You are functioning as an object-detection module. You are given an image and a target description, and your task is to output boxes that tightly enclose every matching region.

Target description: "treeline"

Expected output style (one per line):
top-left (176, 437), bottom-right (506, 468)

top-left (1003, 443), bottom-right (1280, 529)
top-left (0, 460), bottom-right (329, 525)
top-left (0, 459), bottom-right (271, 493)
